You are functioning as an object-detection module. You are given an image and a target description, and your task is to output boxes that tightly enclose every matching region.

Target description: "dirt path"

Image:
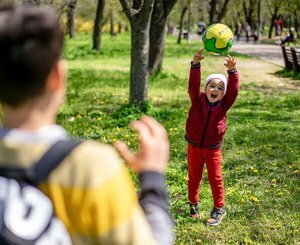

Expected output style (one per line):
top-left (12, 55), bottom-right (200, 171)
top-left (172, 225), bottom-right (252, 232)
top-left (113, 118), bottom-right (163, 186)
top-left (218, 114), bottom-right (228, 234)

top-left (231, 42), bottom-right (284, 67)
top-left (230, 42), bottom-right (299, 91)
top-left (235, 57), bottom-right (298, 91)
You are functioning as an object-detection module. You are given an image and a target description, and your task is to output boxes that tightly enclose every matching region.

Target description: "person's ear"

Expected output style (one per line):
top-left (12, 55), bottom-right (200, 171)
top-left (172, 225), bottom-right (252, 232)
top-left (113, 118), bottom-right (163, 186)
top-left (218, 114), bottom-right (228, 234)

top-left (46, 59), bottom-right (68, 92)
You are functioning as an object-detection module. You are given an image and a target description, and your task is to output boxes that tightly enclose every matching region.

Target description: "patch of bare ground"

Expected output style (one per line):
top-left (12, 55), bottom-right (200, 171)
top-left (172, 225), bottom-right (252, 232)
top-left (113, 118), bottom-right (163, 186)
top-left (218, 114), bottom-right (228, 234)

top-left (237, 58), bottom-right (300, 92)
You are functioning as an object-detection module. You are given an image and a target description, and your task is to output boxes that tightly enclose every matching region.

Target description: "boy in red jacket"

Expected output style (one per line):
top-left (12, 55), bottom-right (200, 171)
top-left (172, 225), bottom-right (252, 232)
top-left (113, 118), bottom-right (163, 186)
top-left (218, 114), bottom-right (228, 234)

top-left (185, 49), bottom-right (239, 226)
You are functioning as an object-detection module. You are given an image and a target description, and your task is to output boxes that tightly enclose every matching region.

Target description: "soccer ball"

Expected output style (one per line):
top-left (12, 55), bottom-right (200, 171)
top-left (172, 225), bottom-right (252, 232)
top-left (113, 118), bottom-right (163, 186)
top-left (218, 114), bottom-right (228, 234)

top-left (202, 23), bottom-right (234, 54)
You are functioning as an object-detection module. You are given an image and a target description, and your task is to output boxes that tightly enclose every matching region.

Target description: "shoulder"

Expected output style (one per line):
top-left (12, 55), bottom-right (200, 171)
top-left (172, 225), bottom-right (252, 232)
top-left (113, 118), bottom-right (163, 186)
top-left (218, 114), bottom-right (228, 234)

top-left (71, 140), bottom-right (122, 169)
top-left (199, 92), bottom-right (207, 101)
top-left (48, 140), bottom-right (125, 188)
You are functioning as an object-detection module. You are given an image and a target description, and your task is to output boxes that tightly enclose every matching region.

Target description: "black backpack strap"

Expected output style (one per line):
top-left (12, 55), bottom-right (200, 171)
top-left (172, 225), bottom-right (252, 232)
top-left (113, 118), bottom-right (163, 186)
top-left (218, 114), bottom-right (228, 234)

top-left (30, 139), bottom-right (82, 184)
top-left (0, 139), bottom-right (82, 185)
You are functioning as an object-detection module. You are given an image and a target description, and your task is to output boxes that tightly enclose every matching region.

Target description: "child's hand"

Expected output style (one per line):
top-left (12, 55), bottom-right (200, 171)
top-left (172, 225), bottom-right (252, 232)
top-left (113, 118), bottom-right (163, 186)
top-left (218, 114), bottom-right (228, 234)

top-left (193, 49), bottom-right (205, 64)
top-left (224, 55), bottom-right (236, 70)
top-left (114, 115), bottom-right (169, 174)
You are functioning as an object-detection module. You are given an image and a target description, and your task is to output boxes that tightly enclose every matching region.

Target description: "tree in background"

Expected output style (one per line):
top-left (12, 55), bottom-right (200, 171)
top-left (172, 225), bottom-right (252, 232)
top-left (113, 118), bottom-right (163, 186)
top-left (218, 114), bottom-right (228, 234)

top-left (66, 0), bottom-right (77, 38)
top-left (209, 0), bottom-right (217, 24)
top-left (119, 0), bottom-right (154, 105)
top-left (177, 1), bottom-right (188, 44)
top-left (109, 8), bottom-right (115, 38)
top-left (108, 0), bottom-right (125, 38)
top-left (173, 0), bottom-right (232, 43)
top-left (266, 0), bottom-right (283, 38)
top-left (92, 0), bottom-right (105, 51)
top-left (216, 0), bottom-right (231, 23)
top-left (288, 0), bottom-right (300, 38)
top-left (209, 0), bottom-right (231, 25)
top-left (242, 0), bottom-right (257, 27)
top-left (148, 0), bottom-right (178, 74)
top-left (257, 0), bottom-right (261, 41)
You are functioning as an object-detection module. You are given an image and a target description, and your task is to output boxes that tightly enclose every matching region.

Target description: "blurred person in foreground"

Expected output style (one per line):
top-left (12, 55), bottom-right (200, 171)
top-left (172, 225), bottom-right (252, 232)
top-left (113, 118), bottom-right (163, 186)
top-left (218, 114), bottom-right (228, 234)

top-left (0, 4), bottom-right (173, 244)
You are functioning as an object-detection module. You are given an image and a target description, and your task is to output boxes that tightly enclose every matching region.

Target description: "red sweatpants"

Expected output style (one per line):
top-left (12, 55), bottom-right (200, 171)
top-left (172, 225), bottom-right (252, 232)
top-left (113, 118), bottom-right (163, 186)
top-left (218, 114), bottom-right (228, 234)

top-left (187, 144), bottom-right (224, 207)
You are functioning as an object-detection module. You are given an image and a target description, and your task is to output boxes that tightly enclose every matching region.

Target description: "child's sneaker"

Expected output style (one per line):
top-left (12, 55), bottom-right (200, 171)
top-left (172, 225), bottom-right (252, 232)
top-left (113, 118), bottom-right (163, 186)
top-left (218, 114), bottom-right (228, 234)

top-left (206, 207), bottom-right (226, 226)
top-left (189, 202), bottom-right (200, 218)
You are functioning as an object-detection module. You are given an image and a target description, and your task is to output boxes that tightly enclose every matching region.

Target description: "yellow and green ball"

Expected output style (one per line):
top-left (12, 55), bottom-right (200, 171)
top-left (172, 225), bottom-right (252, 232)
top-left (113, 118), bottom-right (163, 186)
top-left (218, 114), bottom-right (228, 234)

top-left (202, 23), bottom-right (234, 54)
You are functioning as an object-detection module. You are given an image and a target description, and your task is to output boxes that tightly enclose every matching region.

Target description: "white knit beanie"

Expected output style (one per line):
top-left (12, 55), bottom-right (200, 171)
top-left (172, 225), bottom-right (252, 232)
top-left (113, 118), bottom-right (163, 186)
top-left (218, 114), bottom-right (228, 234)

top-left (205, 74), bottom-right (228, 95)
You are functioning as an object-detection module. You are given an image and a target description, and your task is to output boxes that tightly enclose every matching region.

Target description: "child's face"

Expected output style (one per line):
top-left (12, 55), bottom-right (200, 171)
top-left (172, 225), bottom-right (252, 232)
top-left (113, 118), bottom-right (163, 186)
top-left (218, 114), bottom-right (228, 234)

top-left (205, 79), bottom-right (225, 103)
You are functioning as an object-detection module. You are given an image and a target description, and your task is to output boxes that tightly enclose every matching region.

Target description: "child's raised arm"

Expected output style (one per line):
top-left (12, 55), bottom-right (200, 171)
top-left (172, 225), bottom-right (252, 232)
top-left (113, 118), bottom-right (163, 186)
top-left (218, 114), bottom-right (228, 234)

top-left (222, 55), bottom-right (239, 111)
top-left (224, 55), bottom-right (236, 70)
top-left (189, 49), bottom-right (205, 102)
top-left (192, 49), bottom-right (205, 64)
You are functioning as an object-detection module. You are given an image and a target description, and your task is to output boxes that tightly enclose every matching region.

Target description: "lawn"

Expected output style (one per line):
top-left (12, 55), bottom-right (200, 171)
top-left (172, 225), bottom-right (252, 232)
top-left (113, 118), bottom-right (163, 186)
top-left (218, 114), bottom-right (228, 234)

top-left (61, 33), bottom-right (300, 244)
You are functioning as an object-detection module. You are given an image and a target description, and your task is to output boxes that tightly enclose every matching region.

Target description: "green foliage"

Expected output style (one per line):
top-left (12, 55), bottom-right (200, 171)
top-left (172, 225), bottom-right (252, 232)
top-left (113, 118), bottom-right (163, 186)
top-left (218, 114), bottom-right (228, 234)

top-left (59, 33), bottom-right (300, 244)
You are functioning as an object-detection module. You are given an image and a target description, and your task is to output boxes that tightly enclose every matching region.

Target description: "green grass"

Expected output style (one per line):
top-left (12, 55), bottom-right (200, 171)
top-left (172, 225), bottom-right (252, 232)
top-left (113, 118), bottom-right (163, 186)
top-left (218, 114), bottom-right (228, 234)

top-left (61, 33), bottom-right (300, 244)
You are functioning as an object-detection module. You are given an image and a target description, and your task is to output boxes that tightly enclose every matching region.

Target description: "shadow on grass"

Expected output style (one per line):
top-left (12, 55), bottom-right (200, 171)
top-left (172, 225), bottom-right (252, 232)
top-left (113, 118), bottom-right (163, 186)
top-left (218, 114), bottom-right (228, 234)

top-left (273, 69), bottom-right (300, 81)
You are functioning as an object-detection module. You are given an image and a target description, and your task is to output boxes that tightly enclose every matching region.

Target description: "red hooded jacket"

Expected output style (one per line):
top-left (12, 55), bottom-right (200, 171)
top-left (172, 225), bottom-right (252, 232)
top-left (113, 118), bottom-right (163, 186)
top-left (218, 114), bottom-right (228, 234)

top-left (185, 63), bottom-right (239, 148)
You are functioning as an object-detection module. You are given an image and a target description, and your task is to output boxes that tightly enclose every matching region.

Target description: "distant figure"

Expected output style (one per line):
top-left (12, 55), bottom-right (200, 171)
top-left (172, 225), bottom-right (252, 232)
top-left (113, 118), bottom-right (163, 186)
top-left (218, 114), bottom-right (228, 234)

top-left (235, 22), bottom-right (242, 42)
top-left (245, 24), bottom-right (251, 42)
top-left (183, 30), bottom-right (190, 42)
top-left (197, 22), bottom-right (206, 36)
top-left (253, 29), bottom-right (259, 43)
top-left (167, 23), bottom-right (175, 35)
top-left (274, 16), bottom-right (283, 36)
top-left (280, 28), bottom-right (295, 46)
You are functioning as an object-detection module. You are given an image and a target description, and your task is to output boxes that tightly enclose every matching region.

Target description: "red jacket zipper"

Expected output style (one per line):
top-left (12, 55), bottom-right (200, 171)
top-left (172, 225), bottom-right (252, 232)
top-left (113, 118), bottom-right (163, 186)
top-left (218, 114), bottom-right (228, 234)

top-left (200, 105), bottom-right (212, 147)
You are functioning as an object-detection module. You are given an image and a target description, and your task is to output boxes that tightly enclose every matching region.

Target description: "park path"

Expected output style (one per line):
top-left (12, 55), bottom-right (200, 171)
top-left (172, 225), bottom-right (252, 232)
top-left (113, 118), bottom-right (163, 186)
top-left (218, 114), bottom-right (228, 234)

top-left (231, 42), bottom-right (284, 67)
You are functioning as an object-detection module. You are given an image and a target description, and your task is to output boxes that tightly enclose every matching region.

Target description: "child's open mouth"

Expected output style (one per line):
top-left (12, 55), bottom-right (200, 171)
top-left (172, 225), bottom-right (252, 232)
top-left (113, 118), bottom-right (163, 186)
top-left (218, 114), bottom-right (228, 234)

top-left (211, 94), bottom-right (217, 99)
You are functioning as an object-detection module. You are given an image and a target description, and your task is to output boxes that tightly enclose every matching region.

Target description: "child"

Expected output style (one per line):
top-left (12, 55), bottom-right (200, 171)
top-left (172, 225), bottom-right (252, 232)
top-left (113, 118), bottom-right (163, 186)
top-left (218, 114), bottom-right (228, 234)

top-left (0, 4), bottom-right (173, 244)
top-left (185, 49), bottom-right (239, 226)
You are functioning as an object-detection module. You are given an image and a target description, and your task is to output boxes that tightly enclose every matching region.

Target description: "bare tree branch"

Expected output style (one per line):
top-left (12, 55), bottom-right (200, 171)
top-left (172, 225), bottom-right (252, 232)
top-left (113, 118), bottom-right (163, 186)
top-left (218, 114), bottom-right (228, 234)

top-left (119, 0), bottom-right (144, 21)
top-left (216, 0), bottom-right (231, 22)
top-left (164, 0), bottom-right (178, 16)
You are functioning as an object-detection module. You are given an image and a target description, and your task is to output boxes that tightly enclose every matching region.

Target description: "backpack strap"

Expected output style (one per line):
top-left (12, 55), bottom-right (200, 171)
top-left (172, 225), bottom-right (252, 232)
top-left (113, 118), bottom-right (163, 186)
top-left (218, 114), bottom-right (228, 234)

top-left (0, 139), bottom-right (82, 185)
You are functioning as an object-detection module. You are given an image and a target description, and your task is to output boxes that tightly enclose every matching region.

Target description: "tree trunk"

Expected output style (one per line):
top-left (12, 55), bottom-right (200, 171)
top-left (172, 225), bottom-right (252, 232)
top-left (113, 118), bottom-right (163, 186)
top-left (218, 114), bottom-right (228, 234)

top-left (293, 10), bottom-right (300, 38)
top-left (118, 22), bottom-right (123, 33)
top-left (67, 0), bottom-right (77, 38)
top-left (187, 2), bottom-right (192, 35)
top-left (148, 0), bottom-right (177, 74)
top-left (266, 1), bottom-right (281, 39)
top-left (243, 0), bottom-right (256, 27)
top-left (177, 6), bottom-right (187, 44)
top-left (149, 18), bottom-right (167, 74)
top-left (130, 24), bottom-right (150, 104)
top-left (268, 14), bottom-right (276, 38)
top-left (209, 0), bottom-right (217, 25)
top-left (92, 0), bottom-right (105, 51)
top-left (120, 0), bottom-right (155, 105)
top-left (257, 0), bottom-right (261, 41)
top-left (109, 9), bottom-right (116, 38)
top-left (216, 0), bottom-right (231, 23)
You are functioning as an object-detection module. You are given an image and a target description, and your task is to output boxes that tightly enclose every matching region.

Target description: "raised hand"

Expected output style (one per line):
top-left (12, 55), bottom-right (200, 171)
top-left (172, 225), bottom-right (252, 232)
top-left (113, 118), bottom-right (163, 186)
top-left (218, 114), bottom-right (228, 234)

top-left (224, 55), bottom-right (236, 70)
top-left (114, 115), bottom-right (169, 174)
top-left (193, 49), bottom-right (205, 64)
